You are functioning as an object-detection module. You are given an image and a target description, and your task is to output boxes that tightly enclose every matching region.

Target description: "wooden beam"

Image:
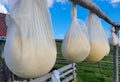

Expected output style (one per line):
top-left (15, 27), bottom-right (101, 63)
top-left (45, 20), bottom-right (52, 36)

top-left (69, 0), bottom-right (120, 27)
top-left (113, 29), bottom-right (119, 82)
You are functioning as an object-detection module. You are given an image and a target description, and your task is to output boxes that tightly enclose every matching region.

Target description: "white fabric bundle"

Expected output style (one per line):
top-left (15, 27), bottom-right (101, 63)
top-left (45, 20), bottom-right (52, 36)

top-left (109, 33), bottom-right (119, 46)
top-left (85, 12), bottom-right (110, 62)
top-left (51, 70), bottom-right (60, 82)
top-left (61, 4), bottom-right (90, 62)
top-left (4, 0), bottom-right (56, 78)
top-left (110, 26), bottom-right (115, 32)
top-left (108, 27), bottom-right (119, 46)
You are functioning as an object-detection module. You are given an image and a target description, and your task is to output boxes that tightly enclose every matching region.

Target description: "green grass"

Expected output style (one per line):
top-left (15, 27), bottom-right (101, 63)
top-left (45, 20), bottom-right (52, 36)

top-left (76, 63), bottom-right (114, 82)
top-left (56, 41), bottom-right (120, 82)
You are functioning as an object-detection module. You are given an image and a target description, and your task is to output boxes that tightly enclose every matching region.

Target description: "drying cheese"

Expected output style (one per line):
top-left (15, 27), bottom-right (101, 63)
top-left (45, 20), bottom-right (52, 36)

top-left (85, 12), bottom-right (110, 62)
top-left (62, 29), bottom-right (90, 62)
top-left (109, 32), bottom-right (119, 46)
top-left (4, 0), bottom-right (56, 78)
top-left (61, 4), bottom-right (90, 62)
top-left (4, 34), bottom-right (56, 78)
top-left (85, 41), bottom-right (110, 62)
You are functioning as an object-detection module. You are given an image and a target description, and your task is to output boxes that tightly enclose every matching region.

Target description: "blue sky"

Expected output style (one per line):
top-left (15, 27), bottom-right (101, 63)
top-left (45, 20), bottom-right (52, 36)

top-left (0, 0), bottom-right (120, 39)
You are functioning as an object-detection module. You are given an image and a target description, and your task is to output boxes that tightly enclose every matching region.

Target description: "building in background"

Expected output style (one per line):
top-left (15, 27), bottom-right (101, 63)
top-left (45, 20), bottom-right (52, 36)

top-left (0, 13), bottom-right (7, 41)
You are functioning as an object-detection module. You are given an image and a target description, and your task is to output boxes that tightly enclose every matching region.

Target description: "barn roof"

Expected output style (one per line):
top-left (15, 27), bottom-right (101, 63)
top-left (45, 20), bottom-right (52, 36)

top-left (0, 13), bottom-right (7, 37)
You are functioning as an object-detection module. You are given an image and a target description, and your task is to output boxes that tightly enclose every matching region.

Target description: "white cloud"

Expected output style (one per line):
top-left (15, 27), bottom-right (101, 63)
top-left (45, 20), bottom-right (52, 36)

top-left (0, 0), bottom-right (68, 9)
top-left (110, 0), bottom-right (120, 8)
top-left (0, 0), bottom-right (8, 4)
top-left (47, 0), bottom-right (68, 8)
top-left (111, 3), bottom-right (118, 8)
top-left (56, 0), bottom-right (68, 4)
top-left (55, 34), bottom-right (64, 39)
top-left (0, 0), bottom-right (8, 13)
top-left (97, 0), bottom-right (120, 3)
top-left (47, 0), bottom-right (54, 8)
top-left (0, 0), bottom-right (55, 8)
top-left (0, 4), bottom-right (7, 13)
top-left (98, 0), bottom-right (120, 7)
top-left (111, 0), bottom-right (120, 3)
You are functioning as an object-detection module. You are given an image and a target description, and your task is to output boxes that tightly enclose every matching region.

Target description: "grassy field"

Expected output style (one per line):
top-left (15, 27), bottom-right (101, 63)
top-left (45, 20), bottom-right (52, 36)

top-left (56, 41), bottom-right (120, 82)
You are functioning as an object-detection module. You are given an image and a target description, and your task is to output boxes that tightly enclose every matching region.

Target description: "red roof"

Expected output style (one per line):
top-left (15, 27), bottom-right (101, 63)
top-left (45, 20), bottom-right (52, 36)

top-left (0, 13), bottom-right (7, 36)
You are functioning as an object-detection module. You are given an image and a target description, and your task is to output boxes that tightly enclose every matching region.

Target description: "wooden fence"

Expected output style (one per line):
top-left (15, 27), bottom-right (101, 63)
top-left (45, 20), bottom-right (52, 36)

top-left (78, 55), bottom-right (120, 71)
top-left (30, 63), bottom-right (76, 82)
top-left (0, 59), bottom-right (76, 82)
top-left (0, 63), bottom-right (76, 82)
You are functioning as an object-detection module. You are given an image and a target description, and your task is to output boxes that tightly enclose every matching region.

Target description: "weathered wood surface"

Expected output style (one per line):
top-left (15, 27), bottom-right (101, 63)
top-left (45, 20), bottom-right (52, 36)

top-left (113, 29), bottom-right (119, 82)
top-left (31, 63), bottom-right (76, 82)
top-left (0, 62), bottom-right (76, 82)
top-left (69, 0), bottom-right (120, 27)
top-left (30, 73), bottom-right (52, 82)
top-left (62, 75), bottom-right (74, 82)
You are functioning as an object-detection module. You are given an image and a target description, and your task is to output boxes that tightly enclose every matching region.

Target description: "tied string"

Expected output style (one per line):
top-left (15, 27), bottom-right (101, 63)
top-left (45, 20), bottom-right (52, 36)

top-left (71, 3), bottom-right (77, 20)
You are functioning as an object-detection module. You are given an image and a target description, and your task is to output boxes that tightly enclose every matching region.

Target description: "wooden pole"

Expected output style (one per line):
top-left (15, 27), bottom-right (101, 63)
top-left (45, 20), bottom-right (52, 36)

top-left (72, 63), bottom-right (76, 82)
top-left (69, 0), bottom-right (120, 27)
top-left (113, 27), bottom-right (119, 82)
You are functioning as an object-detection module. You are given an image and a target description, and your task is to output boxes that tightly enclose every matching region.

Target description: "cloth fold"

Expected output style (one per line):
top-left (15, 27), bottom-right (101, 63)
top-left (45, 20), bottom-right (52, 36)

top-left (51, 70), bottom-right (60, 82)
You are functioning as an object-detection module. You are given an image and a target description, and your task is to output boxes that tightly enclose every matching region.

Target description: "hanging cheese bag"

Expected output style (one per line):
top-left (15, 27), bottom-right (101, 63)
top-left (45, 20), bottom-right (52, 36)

top-left (109, 32), bottom-right (119, 46)
top-left (4, 0), bottom-right (56, 78)
top-left (85, 12), bottom-right (110, 62)
top-left (109, 27), bottom-right (119, 46)
top-left (61, 4), bottom-right (90, 62)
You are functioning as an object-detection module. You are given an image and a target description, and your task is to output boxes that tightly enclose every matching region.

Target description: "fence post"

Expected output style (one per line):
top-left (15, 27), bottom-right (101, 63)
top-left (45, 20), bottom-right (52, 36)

top-left (72, 63), bottom-right (76, 82)
top-left (113, 27), bottom-right (119, 82)
top-left (0, 41), bottom-right (10, 82)
top-left (98, 61), bottom-right (102, 72)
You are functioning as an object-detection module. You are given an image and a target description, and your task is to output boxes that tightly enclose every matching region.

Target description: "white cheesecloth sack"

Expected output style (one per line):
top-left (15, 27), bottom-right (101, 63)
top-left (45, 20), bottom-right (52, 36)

top-left (109, 33), bottom-right (119, 46)
top-left (4, 0), bottom-right (56, 78)
top-left (109, 27), bottom-right (119, 46)
top-left (85, 12), bottom-right (110, 62)
top-left (61, 4), bottom-right (90, 62)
